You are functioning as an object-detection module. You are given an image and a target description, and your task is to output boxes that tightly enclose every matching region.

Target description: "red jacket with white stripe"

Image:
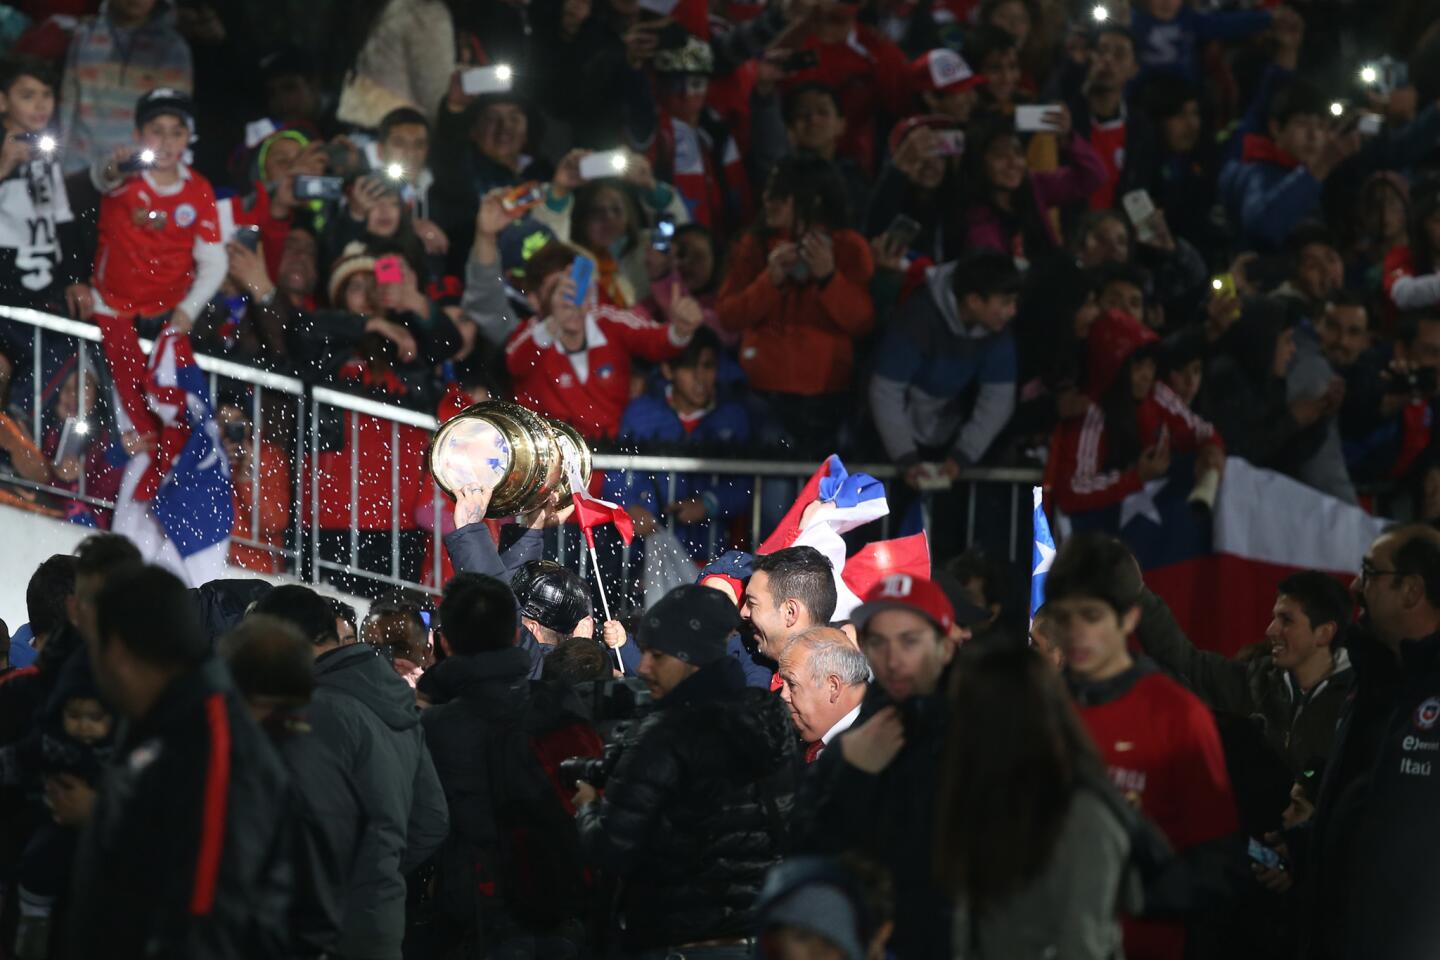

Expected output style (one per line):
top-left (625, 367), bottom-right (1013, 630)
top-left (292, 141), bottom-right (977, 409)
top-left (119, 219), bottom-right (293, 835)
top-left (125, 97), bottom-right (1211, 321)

top-left (505, 306), bottom-right (688, 440)
top-left (1049, 382), bottom-right (1224, 514)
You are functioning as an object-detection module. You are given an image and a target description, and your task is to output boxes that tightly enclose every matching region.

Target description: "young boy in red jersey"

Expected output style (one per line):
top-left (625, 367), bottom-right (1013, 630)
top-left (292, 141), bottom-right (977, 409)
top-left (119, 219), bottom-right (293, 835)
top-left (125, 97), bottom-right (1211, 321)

top-left (87, 88), bottom-right (229, 581)
top-left (505, 241), bottom-right (702, 441)
top-left (1045, 532), bottom-right (1237, 960)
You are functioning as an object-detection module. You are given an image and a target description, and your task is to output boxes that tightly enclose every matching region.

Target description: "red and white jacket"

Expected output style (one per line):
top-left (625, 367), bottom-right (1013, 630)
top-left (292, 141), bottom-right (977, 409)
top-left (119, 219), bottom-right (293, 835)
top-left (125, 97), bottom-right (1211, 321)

top-left (505, 306), bottom-right (688, 440)
top-left (1049, 382), bottom-right (1224, 515)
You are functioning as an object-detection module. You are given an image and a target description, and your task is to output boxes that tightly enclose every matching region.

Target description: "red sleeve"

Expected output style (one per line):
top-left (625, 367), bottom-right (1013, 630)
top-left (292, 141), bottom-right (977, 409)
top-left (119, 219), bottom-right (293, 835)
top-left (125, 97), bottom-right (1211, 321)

top-left (1051, 406), bottom-right (1143, 514)
top-left (1383, 244), bottom-right (1415, 299)
top-left (1151, 383), bottom-right (1225, 456)
top-left (1164, 694), bottom-right (1238, 850)
top-left (815, 231), bottom-right (876, 336)
top-left (504, 319), bottom-right (548, 378)
top-left (716, 233), bottom-right (781, 332)
top-left (595, 307), bottom-right (682, 363)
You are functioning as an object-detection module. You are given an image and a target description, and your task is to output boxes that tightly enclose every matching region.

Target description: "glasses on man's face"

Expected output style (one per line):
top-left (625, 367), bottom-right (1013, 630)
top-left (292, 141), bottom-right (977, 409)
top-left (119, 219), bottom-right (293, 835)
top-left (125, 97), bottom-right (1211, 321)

top-left (1360, 559), bottom-right (1408, 584)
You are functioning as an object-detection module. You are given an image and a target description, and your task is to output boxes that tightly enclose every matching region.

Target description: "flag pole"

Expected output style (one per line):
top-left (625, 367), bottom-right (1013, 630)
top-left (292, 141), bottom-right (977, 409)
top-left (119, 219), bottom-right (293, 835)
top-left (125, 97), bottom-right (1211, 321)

top-left (583, 536), bottom-right (625, 673)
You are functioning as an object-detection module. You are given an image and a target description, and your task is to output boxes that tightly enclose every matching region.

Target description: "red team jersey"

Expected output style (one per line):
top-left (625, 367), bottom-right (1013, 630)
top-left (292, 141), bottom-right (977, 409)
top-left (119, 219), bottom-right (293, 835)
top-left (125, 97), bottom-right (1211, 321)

top-left (93, 167), bottom-right (220, 317)
top-left (1075, 662), bottom-right (1238, 960)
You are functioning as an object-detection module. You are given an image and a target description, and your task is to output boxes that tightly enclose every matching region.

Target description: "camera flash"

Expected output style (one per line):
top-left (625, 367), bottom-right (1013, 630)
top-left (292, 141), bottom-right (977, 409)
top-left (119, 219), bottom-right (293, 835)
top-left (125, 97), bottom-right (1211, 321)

top-left (495, 64), bottom-right (513, 82)
top-left (74, 421), bottom-right (90, 435)
top-left (1329, 101), bottom-right (1344, 117)
top-left (610, 153), bottom-right (627, 172)
top-left (1092, 5), bottom-right (1108, 21)
top-left (140, 149), bottom-right (156, 163)
top-left (387, 162), bottom-right (405, 179)
top-left (1360, 65), bottom-right (1378, 85)
top-left (1211, 279), bottom-right (1223, 291)
top-left (37, 136), bottom-right (55, 153)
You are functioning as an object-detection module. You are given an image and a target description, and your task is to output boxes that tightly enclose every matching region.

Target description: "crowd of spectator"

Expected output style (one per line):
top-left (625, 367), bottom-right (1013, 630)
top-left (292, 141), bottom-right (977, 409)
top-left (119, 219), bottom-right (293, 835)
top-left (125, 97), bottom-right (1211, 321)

top-left (0, 0), bottom-right (1437, 596)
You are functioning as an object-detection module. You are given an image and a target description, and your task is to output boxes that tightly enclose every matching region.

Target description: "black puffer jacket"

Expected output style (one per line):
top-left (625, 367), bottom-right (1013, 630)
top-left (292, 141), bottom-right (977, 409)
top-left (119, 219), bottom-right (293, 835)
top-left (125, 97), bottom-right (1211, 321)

top-left (576, 657), bottom-right (799, 950)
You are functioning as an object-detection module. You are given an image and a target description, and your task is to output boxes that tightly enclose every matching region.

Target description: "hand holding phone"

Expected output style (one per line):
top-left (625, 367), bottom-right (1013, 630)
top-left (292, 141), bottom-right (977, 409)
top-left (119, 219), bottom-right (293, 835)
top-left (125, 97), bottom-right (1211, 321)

top-left (567, 255), bottom-right (596, 306)
top-left (460, 64), bottom-right (514, 96)
top-left (294, 174), bottom-right (345, 201)
top-left (233, 224), bottom-right (262, 253)
top-left (1015, 104), bottom-right (1065, 133)
top-left (579, 149), bottom-right (629, 180)
top-left (500, 181), bottom-right (545, 215)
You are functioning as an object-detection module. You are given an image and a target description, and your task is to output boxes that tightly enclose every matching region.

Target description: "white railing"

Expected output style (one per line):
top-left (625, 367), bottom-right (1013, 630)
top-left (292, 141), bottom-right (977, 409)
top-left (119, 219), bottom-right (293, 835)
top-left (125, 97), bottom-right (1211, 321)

top-left (0, 305), bottom-right (1042, 601)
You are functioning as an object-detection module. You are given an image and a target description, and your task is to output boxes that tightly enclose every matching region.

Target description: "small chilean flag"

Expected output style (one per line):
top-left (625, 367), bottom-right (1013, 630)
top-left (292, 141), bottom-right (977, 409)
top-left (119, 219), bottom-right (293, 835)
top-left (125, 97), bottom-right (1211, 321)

top-left (569, 470), bottom-right (635, 548)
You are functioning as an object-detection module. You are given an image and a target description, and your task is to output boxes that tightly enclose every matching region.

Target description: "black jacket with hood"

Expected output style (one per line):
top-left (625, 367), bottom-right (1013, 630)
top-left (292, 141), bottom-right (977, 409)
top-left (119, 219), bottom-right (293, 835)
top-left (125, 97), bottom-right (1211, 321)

top-left (575, 656), bottom-right (798, 950)
top-left (309, 643), bottom-right (448, 960)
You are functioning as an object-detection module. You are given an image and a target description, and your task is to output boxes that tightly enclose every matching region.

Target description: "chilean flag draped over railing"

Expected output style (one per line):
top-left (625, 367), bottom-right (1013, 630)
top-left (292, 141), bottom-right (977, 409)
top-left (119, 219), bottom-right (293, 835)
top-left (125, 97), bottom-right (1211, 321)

top-left (761, 455), bottom-right (931, 619)
top-left (146, 331), bottom-right (233, 557)
top-left (1060, 455), bottom-right (1386, 656)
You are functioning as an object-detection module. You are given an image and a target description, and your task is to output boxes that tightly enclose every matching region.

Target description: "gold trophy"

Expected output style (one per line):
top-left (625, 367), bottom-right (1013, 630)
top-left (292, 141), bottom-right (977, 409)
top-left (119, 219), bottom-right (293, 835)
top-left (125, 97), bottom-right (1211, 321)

top-left (426, 400), bottom-right (593, 517)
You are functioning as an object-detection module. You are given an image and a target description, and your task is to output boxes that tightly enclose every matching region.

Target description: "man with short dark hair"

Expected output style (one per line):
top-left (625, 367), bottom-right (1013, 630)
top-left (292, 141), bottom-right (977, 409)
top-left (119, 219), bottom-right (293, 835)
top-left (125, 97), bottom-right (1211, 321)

top-left (574, 584), bottom-right (797, 958)
top-left (1134, 569), bottom-right (1354, 772)
top-left (797, 574), bottom-right (957, 958)
top-left (418, 571), bottom-right (601, 956)
top-left (220, 615), bottom-right (363, 960)
top-left (1046, 534), bottom-right (1235, 960)
top-left (776, 627), bottom-right (868, 763)
top-left (252, 584), bottom-right (448, 960)
top-left (68, 565), bottom-right (292, 958)
top-left (743, 546), bottom-right (838, 664)
top-left (870, 250), bottom-right (1021, 488)
top-left (20, 555), bottom-right (76, 667)
top-left (1068, 24), bottom-right (1157, 211)
top-left (1295, 525), bottom-right (1440, 960)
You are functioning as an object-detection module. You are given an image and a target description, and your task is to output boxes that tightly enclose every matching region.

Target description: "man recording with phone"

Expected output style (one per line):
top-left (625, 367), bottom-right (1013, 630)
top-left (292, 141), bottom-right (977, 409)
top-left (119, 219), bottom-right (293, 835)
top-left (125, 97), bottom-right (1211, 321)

top-left (572, 584), bottom-right (798, 960)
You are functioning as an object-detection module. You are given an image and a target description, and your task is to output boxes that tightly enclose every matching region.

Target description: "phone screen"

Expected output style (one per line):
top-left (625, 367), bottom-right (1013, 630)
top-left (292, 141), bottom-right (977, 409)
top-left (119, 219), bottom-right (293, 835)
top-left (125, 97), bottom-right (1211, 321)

top-left (374, 255), bottom-right (405, 285)
top-left (568, 256), bottom-right (596, 306)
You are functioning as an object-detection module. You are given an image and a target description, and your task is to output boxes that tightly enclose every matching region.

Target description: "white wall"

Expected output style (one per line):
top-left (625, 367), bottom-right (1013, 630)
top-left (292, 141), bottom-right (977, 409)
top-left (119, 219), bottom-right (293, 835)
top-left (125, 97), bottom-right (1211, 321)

top-left (0, 503), bottom-right (368, 634)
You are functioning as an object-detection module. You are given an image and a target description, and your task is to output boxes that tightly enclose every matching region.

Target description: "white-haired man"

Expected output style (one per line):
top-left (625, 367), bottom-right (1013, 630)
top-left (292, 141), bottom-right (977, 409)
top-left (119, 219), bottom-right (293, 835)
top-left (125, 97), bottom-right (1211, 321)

top-left (776, 626), bottom-right (870, 763)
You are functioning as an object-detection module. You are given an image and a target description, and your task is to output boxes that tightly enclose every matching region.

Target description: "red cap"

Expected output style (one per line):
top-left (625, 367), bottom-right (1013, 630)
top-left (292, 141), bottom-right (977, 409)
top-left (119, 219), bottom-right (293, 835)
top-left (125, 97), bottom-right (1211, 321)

top-left (886, 113), bottom-right (959, 158)
top-left (852, 574), bottom-right (955, 634)
top-left (911, 49), bottom-right (986, 96)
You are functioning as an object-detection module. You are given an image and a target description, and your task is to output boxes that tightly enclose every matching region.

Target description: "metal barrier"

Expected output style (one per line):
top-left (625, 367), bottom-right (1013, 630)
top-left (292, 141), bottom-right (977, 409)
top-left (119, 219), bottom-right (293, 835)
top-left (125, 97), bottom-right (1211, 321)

top-left (0, 305), bottom-right (1042, 603)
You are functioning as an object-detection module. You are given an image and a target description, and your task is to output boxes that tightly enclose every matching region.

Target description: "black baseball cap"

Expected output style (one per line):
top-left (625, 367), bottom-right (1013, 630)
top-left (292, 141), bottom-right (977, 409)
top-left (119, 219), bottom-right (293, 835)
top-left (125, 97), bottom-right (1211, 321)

top-left (135, 88), bottom-right (195, 132)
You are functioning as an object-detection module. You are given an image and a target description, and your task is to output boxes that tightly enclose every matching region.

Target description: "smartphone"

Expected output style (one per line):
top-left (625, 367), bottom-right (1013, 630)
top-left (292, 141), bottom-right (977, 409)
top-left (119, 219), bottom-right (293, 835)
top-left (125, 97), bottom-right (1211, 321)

top-left (579, 149), bottom-right (629, 180)
top-left (932, 129), bottom-right (966, 157)
top-left (883, 214), bottom-right (922, 251)
top-left (15, 131), bottom-right (56, 153)
top-left (783, 49), bottom-right (820, 73)
top-left (294, 174), bottom-right (345, 201)
top-left (500, 181), bottom-right (545, 215)
top-left (568, 254), bottom-right (596, 306)
top-left (1357, 112), bottom-right (1384, 137)
top-left (1015, 104), bottom-right (1063, 133)
top-left (54, 417), bottom-right (89, 465)
top-left (118, 149), bottom-right (156, 174)
top-left (1248, 837), bottom-right (1285, 872)
top-left (461, 65), bottom-right (514, 96)
top-left (374, 255), bottom-right (405, 285)
top-left (232, 224), bottom-right (262, 253)
top-left (1121, 189), bottom-right (1157, 227)
top-left (652, 215), bottom-right (676, 252)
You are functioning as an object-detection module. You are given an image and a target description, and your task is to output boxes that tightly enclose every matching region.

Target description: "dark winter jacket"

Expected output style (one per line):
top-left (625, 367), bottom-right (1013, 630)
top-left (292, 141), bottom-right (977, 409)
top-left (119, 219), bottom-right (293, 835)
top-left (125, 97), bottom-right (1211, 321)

top-left (1135, 589), bottom-right (1353, 776)
top-left (309, 643), bottom-right (449, 960)
top-left (262, 708), bottom-right (365, 960)
top-left (441, 523), bottom-right (551, 680)
top-left (575, 656), bottom-right (798, 949)
top-left (1298, 628), bottom-right (1440, 960)
top-left (794, 679), bottom-right (953, 959)
top-left (66, 659), bottom-right (293, 960)
top-left (420, 648), bottom-right (602, 946)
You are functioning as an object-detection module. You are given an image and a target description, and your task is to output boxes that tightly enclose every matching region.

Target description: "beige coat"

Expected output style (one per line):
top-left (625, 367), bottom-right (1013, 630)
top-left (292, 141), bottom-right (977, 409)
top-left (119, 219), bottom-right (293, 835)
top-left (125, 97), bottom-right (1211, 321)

top-left (337, 0), bottom-right (455, 129)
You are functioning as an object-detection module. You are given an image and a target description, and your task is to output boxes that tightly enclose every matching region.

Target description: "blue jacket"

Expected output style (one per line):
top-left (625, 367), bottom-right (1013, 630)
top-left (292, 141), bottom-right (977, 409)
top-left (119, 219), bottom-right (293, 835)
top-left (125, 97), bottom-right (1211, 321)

top-left (604, 393), bottom-right (752, 561)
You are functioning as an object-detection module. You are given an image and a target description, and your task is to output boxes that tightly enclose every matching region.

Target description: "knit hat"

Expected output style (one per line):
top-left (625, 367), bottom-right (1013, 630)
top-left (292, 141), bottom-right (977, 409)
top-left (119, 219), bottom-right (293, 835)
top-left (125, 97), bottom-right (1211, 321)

top-left (638, 584), bottom-right (740, 666)
top-left (852, 574), bottom-right (956, 634)
top-left (1085, 309), bottom-right (1159, 399)
top-left (653, 37), bottom-right (714, 75)
top-left (327, 242), bottom-right (377, 306)
top-left (910, 49), bottom-right (985, 96)
top-left (135, 87), bottom-right (195, 132)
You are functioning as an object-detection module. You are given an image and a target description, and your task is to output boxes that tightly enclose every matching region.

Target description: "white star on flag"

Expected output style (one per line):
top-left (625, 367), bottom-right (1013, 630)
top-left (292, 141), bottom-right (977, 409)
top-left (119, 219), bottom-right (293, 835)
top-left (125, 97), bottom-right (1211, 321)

top-left (1119, 477), bottom-right (1169, 529)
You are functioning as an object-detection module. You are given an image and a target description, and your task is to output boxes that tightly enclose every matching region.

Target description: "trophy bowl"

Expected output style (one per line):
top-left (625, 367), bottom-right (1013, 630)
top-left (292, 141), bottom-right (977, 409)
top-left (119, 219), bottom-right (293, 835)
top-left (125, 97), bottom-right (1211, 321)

top-left (427, 401), bottom-right (593, 517)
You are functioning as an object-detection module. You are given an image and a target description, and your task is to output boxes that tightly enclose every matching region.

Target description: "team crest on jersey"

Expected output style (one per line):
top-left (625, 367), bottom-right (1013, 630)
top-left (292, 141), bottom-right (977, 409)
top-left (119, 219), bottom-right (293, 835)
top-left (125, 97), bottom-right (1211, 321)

top-left (596, 364), bottom-right (614, 380)
top-left (1416, 697), bottom-right (1440, 731)
top-left (174, 203), bottom-right (197, 227)
top-left (557, 373), bottom-right (574, 388)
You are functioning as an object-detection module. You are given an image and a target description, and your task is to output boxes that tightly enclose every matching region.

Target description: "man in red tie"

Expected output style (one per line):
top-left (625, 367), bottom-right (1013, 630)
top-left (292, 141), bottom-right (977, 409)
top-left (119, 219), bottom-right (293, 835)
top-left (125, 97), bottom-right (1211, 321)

top-left (776, 627), bottom-right (869, 763)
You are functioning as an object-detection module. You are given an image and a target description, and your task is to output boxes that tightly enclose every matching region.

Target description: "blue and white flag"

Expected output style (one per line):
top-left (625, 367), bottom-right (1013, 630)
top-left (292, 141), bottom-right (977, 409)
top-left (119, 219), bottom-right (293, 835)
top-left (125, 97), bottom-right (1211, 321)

top-left (1031, 486), bottom-right (1055, 621)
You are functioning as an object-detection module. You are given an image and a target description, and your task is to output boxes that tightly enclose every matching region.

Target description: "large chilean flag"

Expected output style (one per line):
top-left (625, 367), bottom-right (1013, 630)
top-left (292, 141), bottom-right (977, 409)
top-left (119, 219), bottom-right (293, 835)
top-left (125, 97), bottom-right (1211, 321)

top-left (1061, 456), bottom-right (1385, 657)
